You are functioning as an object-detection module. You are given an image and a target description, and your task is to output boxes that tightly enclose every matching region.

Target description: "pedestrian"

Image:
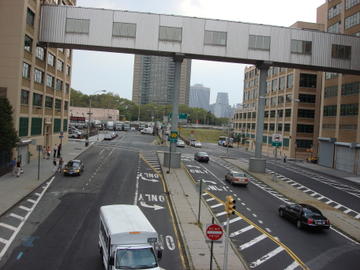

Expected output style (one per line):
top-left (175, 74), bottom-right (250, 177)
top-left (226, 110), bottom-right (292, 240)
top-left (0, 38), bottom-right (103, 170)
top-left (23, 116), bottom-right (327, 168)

top-left (42, 146), bottom-right (47, 159)
top-left (53, 158), bottom-right (57, 172)
top-left (10, 158), bottom-right (16, 176)
top-left (58, 157), bottom-right (63, 173)
top-left (283, 155), bottom-right (287, 163)
top-left (16, 159), bottom-right (21, 177)
top-left (57, 143), bottom-right (62, 158)
top-left (53, 144), bottom-right (57, 158)
top-left (47, 146), bottom-right (51, 160)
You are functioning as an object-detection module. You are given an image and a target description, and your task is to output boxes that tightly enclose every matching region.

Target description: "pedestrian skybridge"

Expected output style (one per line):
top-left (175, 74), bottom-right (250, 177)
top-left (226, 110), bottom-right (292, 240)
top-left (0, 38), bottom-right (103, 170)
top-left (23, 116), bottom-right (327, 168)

top-left (39, 5), bottom-right (360, 75)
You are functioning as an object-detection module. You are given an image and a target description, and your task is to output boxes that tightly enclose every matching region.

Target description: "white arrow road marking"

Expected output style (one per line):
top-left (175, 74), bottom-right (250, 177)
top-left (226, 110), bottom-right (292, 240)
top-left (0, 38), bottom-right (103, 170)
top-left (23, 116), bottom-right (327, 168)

top-left (140, 201), bottom-right (164, 211)
top-left (139, 174), bottom-right (159, 183)
top-left (202, 179), bottom-right (217, 185)
top-left (165, 235), bottom-right (176, 251)
top-left (249, 246), bottom-right (284, 268)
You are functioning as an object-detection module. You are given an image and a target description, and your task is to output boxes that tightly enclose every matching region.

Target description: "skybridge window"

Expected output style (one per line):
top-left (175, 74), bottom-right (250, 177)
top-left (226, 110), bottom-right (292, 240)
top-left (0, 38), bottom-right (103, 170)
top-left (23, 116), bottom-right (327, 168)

top-left (159, 26), bottom-right (182, 42)
top-left (331, 44), bottom-right (351, 59)
top-left (65, 18), bottom-right (90, 34)
top-left (291, 40), bottom-right (312, 55)
top-left (112, 22), bottom-right (136, 38)
top-left (248, 35), bottom-right (271, 50)
top-left (204, 30), bottom-right (227, 46)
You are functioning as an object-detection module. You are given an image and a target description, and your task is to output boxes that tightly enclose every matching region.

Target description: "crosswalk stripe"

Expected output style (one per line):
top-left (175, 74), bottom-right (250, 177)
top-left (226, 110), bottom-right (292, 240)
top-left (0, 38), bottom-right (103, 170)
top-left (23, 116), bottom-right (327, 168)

top-left (249, 246), bottom-right (284, 268)
top-left (27, 199), bottom-right (36, 204)
top-left (0, 222), bottom-right (17, 231)
top-left (9, 213), bottom-right (24, 221)
top-left (239, 234), bottom-right (267, 250)
top-left (19, 205), bottom-right (31, 211)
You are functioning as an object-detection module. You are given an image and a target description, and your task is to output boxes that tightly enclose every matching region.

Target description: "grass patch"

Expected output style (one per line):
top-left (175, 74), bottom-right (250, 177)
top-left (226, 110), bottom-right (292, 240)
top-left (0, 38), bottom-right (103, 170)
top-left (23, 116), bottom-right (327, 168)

top-left (179, 128), bottom-right (227, 143)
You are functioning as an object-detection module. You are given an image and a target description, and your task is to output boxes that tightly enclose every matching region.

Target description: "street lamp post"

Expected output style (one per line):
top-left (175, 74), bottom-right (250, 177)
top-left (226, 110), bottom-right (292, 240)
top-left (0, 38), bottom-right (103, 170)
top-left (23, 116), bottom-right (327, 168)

top-left (87, 90), bottom-right (106, 146)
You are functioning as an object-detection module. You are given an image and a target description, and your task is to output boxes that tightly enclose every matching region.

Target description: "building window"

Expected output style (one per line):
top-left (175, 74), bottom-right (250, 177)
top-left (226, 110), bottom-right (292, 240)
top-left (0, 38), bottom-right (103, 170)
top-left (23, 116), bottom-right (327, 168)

top-left (332, 44), bottom-right (351, 59)
top-left (278, 109), bottom-right (283, 117)
top-left (204, 30), bottom-right (227, 46)
top-left (328, 22), bottom-right (341, 33)
top-left (45, 96), bottom-right (53, 108)
top-left (346, 0), bottom-right (360, 9)
top-left (21, 90), bottom-right (29, 105)
top-left (342, 82), bottom-right (360, 96)
top-left (66, 18), bottom-right (90, 34)
top-left (297, 124), bottom-right (314, 133)
top-left (283, 138), bottom-right (289, 147)
top-left (269, 123), bottom-right (275, 131)
top-left (299, 94), bottom-right (316, 103)
top-left (66, 65), bottom-right (71, 76)
top-left (286, 94), bottom-right (292, 103)
top-left (325, 72), bottom-right (338, 80)
top-left (22, 62), bottom-right (31, 79)
top-left (63, 119), bottom-right (68, 132)
top-left (284, 124), bottom-right (290, 132)
top-left (26, 8), bottom-right (35, 26)
top-left (54, 119), bottom-right (61, 133)
top-left (19, 118), bottom-right (29, 137)
top-left (291, 40), bottom-right (312, 55)
top-left (264, 111), bottom-right (269, 118)
top-left (55, 99), bottom-right (62, 111)
top-left (323, 105), bottom-right (337, 116)
top-left (272, 79), bottom-right (278, 91)
top-left (46, 74), bottom-right (54, 88)
top-left (159, 26), bottom-right (182, 42)
top-left (299, 73), bottom-right (317, 88)
top-left (32, 93), bottom-right (43, 107)
top-left (47, 53), bottom-right (55, 66)
top-left (278, 95), bottom-right (284, 104)
top-left (328, 3), bottom-right (342, 19)
top-left (36, 47), bottom-right (45, 60)
top-left (285, 108), bottom-right (291, 117)
top-left (34, 69), bottom-right (44, 84)
top-left (277, 123), bottom-right (283, 131)
top-left (324, 85), bottom-right (338, 97)
top-left (296, 139), bottom-right (313, 149)
top-left (56, 59), bottom-right (64, 72)
top-left (64, 101), bottom-right (68, 110)
top-left (322, 123), bottom-right (336, 129)
top-left (345, 11), bottom-right (360, 29)
top-left (248, 35), bottom-right (271, 50)
top-left (279, 76), bottom-right (286, 90)
top-left (340, 103), bottom-right (358, 116)
top-left (287, 74), bottom-right (293, 88)
top-left (55, 79), bottom-right (63, 91)
top-left (270, 110), bottom-right (276, 118)
top-left (65, 83), bottom-right (70, 94)
top-left (24, 35), bottom-right (33, 52)
top-left (298, 109), bottom-right (315, 118)
top-left (112, 22), bottom-right (136, 38)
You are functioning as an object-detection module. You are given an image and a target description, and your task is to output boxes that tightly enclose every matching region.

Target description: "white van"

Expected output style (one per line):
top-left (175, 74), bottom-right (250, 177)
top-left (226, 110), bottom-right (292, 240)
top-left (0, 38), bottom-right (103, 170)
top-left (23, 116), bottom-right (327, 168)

top-left (99, 205), bottom-right (163, 270)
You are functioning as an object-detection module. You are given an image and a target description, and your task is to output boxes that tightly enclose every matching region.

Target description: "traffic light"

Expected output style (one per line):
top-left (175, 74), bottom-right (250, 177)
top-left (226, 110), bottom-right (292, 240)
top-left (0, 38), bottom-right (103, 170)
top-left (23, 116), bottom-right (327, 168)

top-left (225, 195), bottom-right (236, 215)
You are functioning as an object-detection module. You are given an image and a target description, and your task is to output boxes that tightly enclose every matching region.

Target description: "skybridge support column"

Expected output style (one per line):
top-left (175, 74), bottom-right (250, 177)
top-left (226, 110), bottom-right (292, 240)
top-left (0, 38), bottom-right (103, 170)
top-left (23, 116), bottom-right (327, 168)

top-left (249, 62), bottom-right (270, 173)
top-left (164, 54), bottom-right (184, 169)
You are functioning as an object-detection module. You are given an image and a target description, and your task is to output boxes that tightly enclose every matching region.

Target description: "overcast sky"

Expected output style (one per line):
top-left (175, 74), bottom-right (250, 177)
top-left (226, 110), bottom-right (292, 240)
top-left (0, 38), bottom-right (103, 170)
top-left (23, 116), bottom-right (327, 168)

top-left (72, 0), bottom-right (326, 105)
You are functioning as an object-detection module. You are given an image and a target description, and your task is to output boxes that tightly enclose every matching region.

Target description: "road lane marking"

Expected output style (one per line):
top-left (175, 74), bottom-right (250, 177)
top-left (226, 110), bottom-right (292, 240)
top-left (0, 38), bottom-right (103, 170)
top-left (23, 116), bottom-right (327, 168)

top-left (9, 213), bottom-right (24, 221)
top-left (0, 223), bottom-right (16, 231)
top-left (27, 199), bottom-right (36, 204)
top-left (222, 216), bottom-right (242, 226)
top-left (284, 261), bottom-right (300, 270)
top-left (34, 193), bottom-right (41, 197)
top-left (210, 203), bottom-right (223, 209)
top-left (249, 246), bottom-right (284, 268)
top-left (206, 197), bottom-right (215, 202)
top-left (216, 211), bottom-right (227, 217)
top-left (0, 238), bottom-right (8, 244)
top-left (230, 225), bottom-right (254, 237)
top-left (239, 234), bottom-right (267, 250)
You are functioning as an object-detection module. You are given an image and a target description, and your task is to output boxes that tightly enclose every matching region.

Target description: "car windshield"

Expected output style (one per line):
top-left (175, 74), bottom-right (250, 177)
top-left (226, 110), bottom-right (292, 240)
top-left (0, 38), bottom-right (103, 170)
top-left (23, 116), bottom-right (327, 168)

top-left (67, 161), bottom-right (80, 168)
top-left (197, 152), bottom-right (207, 156)
top-left (233, 172), bottom-right (246, 177)
top-left (116, 248), bottom-right (158, 269)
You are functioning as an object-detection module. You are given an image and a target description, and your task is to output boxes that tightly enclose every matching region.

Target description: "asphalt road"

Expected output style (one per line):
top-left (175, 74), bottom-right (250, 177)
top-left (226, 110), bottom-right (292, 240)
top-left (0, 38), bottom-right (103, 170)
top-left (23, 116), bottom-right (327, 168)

top-left (180, 144), bottom-right (360, 270)
top-left (0, 132), bottom-right (184, 270)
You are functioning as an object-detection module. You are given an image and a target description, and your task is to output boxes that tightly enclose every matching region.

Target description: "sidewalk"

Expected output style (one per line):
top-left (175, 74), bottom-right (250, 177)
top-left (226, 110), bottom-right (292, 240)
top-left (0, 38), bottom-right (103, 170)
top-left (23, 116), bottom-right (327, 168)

top-left (0, 134), bottom-right (105, 217)
top-left (158, 153), bottom-right (248, 270)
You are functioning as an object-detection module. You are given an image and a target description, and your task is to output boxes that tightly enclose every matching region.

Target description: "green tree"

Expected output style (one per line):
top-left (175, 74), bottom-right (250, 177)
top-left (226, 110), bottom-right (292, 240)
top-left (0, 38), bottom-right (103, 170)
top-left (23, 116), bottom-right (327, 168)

top-left (0, 98), bottom-right (19, 152)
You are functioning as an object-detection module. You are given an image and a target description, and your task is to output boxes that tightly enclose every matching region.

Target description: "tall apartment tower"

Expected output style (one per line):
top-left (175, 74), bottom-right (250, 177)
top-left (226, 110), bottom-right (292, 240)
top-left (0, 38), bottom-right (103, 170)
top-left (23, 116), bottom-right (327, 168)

top-left (0, 0), bottom-right (74, 167)
top-left (318, 0), bottom-right (360, 173)
top-left (189, 84), bottom-right (210, 110)
top-left (214, 92), bottom-right (231, 118)
top-left (132, 55), bottom-right (191, 105)
top-left (233, 21), bottom-right (324, 160)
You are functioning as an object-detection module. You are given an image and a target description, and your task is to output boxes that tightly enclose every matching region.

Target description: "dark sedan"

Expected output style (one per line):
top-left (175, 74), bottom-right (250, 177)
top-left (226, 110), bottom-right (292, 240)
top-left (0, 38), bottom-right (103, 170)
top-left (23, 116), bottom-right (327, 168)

top-left (63, 160), bottom-right (84, 176)
top-left (279, 203), bottom-right (330, 230)
top-left (194, 152), bottom-right (209, 162)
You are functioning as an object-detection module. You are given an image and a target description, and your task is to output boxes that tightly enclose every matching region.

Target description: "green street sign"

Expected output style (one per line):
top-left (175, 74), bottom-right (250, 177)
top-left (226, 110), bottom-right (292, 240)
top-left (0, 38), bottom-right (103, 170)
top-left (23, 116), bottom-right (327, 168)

top-left (272, 141), bottom-right (282, 147)
top-left (169, 131), bottom-right (178, 143)
top-left (168, 113), bottom-right (188, 120)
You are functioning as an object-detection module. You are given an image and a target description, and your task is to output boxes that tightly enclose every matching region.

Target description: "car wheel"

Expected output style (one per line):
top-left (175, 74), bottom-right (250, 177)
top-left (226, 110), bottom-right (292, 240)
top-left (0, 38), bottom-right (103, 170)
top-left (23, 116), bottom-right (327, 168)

top-left (296, 220), bottom-right (302, 229)
top-left (279, 209), bottom-right (284, 217)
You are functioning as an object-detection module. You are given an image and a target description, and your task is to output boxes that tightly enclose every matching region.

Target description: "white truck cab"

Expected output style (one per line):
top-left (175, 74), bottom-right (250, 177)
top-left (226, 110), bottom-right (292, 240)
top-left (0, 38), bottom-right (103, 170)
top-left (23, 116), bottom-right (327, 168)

top-left (99, 205), bottom-right (163, 270)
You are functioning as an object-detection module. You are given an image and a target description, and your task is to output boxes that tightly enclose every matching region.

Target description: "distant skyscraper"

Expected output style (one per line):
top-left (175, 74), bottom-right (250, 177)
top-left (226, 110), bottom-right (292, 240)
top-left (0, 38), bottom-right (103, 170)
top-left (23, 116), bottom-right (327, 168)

top-left (214, 92), bottom-right (231, 118)
top-left (132, 55), bottom-right (191, 105)
top-left (189, 84), bottom-right (210, 110)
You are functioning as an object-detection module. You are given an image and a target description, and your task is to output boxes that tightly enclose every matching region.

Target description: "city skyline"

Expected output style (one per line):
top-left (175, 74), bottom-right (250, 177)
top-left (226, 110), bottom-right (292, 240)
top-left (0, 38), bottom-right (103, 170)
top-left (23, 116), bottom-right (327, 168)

top-left (71, 0), bottom-right (325, 106)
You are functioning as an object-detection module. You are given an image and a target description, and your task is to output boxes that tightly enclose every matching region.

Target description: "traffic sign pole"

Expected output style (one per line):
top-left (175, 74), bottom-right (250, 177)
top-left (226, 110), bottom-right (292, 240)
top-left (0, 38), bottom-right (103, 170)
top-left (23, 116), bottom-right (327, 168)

top-left (223, 216), bottom-right (230, 270)
top-left (210, 217), bottom-right (214, 270)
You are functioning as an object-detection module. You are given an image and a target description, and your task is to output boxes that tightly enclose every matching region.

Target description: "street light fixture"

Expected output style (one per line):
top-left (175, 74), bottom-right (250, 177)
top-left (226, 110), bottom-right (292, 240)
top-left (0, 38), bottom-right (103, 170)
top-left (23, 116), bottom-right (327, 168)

top-left (87, 89), bottom-right (106, 146)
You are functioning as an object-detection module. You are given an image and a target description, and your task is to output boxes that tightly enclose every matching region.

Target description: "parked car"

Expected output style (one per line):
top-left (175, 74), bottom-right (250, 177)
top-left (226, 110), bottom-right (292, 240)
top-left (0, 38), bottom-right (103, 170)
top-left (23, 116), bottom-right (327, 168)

top-left (68, 132), bottom-right (80, 139)
top-left (176, 139), bottom-right (185, 147)
top-left (278, 203), bottom-right (330, 230)
top-left (225, 171), bottom-right (249, 186)
top-left (63, 160), bottom-right (84, 176)
top-left (190, 139), bottom-right (196, 146)
top-left (194, 141), bottom-right (202, 148)
top-left (194, 152), bottom-right (209, 162)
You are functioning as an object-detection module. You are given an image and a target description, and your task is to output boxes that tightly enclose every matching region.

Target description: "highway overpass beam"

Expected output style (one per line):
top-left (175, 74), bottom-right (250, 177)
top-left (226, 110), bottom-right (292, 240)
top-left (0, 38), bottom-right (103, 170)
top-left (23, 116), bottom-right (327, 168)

top-left (249, 62), bottom-right (269, 173)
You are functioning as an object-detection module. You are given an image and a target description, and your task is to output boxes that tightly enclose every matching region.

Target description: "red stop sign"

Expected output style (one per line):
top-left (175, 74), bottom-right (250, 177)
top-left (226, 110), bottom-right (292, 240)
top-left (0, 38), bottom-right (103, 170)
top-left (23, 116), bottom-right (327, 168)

top-left (206, 224), bottom-right (223, 241)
